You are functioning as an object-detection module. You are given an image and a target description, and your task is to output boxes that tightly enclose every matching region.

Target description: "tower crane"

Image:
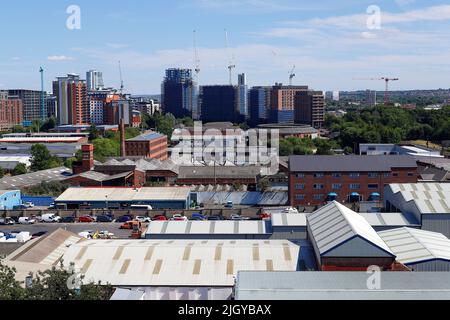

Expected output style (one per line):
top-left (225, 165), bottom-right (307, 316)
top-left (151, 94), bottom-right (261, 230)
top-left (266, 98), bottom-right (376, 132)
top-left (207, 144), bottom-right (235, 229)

top-left (39, 67), bottom-right (45, 121)
top-left (225, 29), bottom-right (236, 85)
top-left (289, 65), bottom-right (296, 86)
top-left (193, 30), bottom-right (201, 81)
top-left (118, 60), bottom-right (124, 96)
top-left (353, 77), bottom-right (399, 105)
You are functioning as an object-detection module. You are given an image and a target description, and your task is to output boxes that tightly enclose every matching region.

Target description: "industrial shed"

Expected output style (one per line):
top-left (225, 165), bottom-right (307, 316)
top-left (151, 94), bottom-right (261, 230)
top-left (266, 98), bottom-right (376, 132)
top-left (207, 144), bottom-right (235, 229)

top-left (307, 201), bottom-right (396, 270)
top-left (145, 221), bottom-right (271, 240)
top-left (359, 212), bottom-right (421, 231)
top-left (234, 271), bottom-right (450, 300)
top-left (270, 213), bottom-right (307, 240)
top-left (55, 187), bottom-right (191, 209)
top-left (62, 240), bottom-right (300, 300)
top-left (379, 227), bottom-right (450, 271)
top-left (385, 183), bottom-right (450, 237)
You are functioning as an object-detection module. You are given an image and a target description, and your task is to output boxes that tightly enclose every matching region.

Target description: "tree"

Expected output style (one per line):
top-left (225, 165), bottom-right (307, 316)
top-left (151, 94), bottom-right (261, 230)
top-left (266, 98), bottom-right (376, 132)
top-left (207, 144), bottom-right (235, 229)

top-left (0, 167), bottom-right (5, 179)
top-left (257, 177), bottom-right (271, 192)
top-left (0, 261), bottom-right (26, 300)
top-left (93, 138), bottom-right (119, 162)
top-left (88, 124), bottom-right (100, 140)
top-left (40, 117), bottom-right (57, 132)
top-left (12, 163), bottom-right (27, 176)
top-left (30, 144), bottom-right (63, 171)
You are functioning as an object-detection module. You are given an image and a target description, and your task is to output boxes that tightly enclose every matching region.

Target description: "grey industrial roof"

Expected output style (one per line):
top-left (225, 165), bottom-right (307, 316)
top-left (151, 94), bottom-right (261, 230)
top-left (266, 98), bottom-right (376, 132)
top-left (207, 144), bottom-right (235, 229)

top-left (359, 212), bottom-right (420, 228)
top-left (235, 271), bottom-right (450, 300)
top-left (378, 227), bottom-right (450, 265)
top-left (100, 158), bottom-right (179, 174)
top-left (68, 171), bottom-right (133, 182)
top-left (146, 221), bottom-right (268, 236)
top-left (196, 192), bottom-right (288, 206)
top-left (0, 167), bottom-right (71, 190)
top-left (289, 155), bottom-right (417, 172)
top-left (127, 131), bottom-right (164, 142)
top-left (271, 214), bottom-right (307, 227)
top-left (307, 201), bottom-right (394, 256)
top-left (178, 166), bottom-right (261, 179)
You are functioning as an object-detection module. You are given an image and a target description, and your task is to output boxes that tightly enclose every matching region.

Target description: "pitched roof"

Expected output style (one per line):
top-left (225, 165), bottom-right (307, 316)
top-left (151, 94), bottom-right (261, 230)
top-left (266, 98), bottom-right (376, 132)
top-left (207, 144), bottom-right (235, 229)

top-left (289, 155), bottom-right (417, 172)
top-left (307, 201), bottom-right (394, 256)
top-left (378, 227), bottom-right (450, 265)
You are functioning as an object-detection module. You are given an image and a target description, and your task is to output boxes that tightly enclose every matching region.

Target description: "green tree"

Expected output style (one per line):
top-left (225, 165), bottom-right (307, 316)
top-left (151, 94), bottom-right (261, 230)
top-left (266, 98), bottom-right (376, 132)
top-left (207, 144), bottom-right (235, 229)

top-left (88, 124), bottom-right (100, 140)
top-left (40, 117), bottom-right (57, 132)
top-left (0, 167), bottom-right (5, 179)
top-left (93, 138), bottom-right (119, 162)
top-left (0, 261), bottom-right (26, 300)
top-left (12, 163), bottom-right (28, 176)
top-left (30, 144), bottom-right (63, 171)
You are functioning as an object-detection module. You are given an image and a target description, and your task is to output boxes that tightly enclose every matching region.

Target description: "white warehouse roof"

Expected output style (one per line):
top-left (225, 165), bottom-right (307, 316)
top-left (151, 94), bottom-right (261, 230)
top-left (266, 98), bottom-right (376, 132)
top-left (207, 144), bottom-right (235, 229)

top-left (378, 227), bottom-right (450, 265)
top-left (145, 221), bottom-right (268, 236)
top-left (62, 240), bottom-right (300, 287)
top-left (387, 183), bottom-right (450, 214)
top-left (307, 201), bottom-right (394, 256)
top-left (56, 187), bottom-right (191, 202)
top-left (271, 213), bottom-right (307, 227)
top-left (359, 212), bottom-right (420, 228)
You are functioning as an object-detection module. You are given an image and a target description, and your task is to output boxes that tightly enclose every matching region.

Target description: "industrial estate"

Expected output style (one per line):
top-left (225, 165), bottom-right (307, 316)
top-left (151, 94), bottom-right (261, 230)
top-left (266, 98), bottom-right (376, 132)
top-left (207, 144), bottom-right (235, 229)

top-left (2, 1), bottom-right (450, 304)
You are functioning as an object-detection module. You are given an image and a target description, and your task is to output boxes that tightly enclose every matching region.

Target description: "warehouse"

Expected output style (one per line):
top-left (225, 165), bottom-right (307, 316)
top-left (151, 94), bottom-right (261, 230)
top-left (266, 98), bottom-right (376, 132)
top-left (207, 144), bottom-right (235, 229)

top-left (0, 155), bottom-right (31, 172)
top-left (145, 221), bottom-right (271, 240)
top-left (379, 227), bottom-right (450, 271)
top-left (61, 240), bottom-right (301, 300)
top-left (234, 271), bottom-right (450, 300)
top-left (359, 212), bottom-right (421, 231)
top-left (270, 213), bottom-right (307, 240)
top-left (0, 190), bottom-right (22, 210)
top-left (55, 187), bottom-right (191, 209)
top-left (307, 201), bottom-right (396, 270)
top-left (385, 183), bottom-right (450, 237)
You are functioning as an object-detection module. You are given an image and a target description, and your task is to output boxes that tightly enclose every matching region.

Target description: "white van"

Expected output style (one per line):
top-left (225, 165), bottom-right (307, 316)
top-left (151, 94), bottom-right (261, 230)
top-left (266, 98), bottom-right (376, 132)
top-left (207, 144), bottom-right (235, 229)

top-left (18, 217), bottom-right (36, 225)
top-left (41, 214), bottom-right (62, 223)
top-left (130, 205), bottom-right (153, 210)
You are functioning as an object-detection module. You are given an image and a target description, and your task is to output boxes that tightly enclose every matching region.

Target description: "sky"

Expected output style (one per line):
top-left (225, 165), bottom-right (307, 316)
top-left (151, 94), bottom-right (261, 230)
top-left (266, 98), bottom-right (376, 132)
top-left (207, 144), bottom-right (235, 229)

top-left (1, 0), bottom-right (450, 94)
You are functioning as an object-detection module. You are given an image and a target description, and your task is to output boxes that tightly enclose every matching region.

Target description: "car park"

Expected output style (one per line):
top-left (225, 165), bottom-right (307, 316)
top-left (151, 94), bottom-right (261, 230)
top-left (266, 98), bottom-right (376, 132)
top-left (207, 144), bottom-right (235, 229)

top-left (135, 216), bottom-right (152, 223)
top-left (96, 215), bottom-right (113, 223)
top-left (18, 217), bottom-right (36, 225)
top-left (0, 217), bottom-right (15, 225)
top-left (41, 214), bottom-right (62, 223)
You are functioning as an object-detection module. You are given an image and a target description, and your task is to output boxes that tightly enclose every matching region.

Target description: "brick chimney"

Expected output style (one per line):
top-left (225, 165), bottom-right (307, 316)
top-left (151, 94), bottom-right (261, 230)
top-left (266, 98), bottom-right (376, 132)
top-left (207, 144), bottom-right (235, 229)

top-left (73, 144), bottom-right (94, 174)
top-left (120, 118), bottom-right (126, 157)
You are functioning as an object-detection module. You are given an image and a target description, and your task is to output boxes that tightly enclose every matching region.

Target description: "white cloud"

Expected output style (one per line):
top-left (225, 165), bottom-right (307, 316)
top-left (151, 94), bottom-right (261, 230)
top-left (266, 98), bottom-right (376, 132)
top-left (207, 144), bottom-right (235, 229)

top-left (106, 43), bottom-right (130, 49)
top-left (47, 55), bottom-right (75, 61)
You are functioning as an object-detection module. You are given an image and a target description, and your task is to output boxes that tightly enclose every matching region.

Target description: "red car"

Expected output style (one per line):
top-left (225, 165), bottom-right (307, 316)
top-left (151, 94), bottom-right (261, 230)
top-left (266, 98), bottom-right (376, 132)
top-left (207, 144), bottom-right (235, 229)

top-left (79, 216), bottom-right (95, 223)
top-left (153, 215), bottom-right (167, 221)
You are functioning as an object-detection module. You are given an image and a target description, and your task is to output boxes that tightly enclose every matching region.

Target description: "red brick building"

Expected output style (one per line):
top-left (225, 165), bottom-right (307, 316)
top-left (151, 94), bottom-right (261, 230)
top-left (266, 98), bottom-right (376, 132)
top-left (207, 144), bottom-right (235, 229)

top-left (0, 99), bottom-right (23, 130)
top-left (125, 132), bottom-right (168, 160)
top-left (289, 155), bottom-right (418, 207)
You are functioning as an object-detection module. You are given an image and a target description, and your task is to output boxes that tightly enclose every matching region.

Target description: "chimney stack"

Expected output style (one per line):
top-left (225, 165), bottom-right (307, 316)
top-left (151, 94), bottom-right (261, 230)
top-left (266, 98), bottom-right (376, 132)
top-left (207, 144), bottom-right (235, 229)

top-left (120, 118), bottom-right (126, 157)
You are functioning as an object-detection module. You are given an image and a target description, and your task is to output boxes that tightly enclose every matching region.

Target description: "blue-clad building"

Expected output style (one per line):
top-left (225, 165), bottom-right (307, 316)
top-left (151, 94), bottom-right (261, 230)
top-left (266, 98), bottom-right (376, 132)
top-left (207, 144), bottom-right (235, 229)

top-left (0, 190), bottom-right (22, 210)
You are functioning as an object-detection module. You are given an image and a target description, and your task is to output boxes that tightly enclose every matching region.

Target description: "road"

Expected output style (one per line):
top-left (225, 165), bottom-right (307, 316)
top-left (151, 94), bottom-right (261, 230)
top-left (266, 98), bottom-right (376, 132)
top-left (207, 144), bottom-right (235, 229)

top-left (0, 222), bottom-right (137, 239)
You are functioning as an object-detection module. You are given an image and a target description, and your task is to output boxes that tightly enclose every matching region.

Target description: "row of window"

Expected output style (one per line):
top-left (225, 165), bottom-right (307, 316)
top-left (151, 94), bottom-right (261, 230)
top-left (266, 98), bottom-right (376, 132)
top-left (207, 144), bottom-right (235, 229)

top-left (295, 183), bottom-right (380, 190)
top-left (295, 172), bottom-right (414, 179)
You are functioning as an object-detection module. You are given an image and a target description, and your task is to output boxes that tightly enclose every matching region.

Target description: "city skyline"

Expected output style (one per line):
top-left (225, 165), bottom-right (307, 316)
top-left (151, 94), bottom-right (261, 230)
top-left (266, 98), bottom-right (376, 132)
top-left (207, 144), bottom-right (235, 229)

top-left (1, 0), bottom-right (450, 94)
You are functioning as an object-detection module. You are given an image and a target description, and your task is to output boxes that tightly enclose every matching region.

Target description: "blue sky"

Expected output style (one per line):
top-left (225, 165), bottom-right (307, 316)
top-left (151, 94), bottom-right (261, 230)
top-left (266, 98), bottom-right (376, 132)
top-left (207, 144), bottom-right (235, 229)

top-left (1, 0), bottom-right (450, 94)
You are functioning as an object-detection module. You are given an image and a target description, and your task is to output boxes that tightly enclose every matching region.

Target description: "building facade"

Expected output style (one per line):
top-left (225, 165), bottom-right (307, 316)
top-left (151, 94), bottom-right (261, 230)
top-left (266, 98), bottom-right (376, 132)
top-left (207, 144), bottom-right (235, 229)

top-left (249, 86), bottom-right (271, 126)
top-left (86, 70), bottom-right (104, 91)
top-left (162, 68), bottom-right (197, 118)
top-left (125, 132), bottom-right (168, 160)
top-left (289, 155), bottom-right (418, 206)
top-left (0, 98), bottom-right (23, 130)
top-left (7, 90), bottom-right (43, 123)
top-left (200, 85), bottom-right (239, 123)
top-left (294, 90), bottom-right (325, 129)
top-left (237, 73), bottom-right (248, 119)
top-left (53, 74), bottom-right (89, 125)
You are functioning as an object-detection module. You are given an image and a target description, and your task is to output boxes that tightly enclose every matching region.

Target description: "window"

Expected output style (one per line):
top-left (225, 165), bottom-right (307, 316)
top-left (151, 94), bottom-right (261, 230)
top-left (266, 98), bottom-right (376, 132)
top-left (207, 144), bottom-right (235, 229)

top-left (392, 172), bottom-right (399, 177)
top-left (368, 172), bottom-right (379, 178)
top-left (296, 173), bottom-right (305, 179)
top-left (384, 172), bottom-right (391, 178)
top-left (313, 194), bottom-right (324, 200)
top-left (332, 173), bottom-right (341, 178)
top-left (295, 194), bottom-right (305, 201)
top-left (408, 172), bottom-right (415, 177)
top-left (349, 173), bottom-right (360, 178)
top-left (313, 184), bottom-right (324, 190)
top-left (314, 173), bottom-right (324, 178)
top-left (368, 184), bottom-right (379, 190)
top-left (295, 184), bottom-right (305, 190)
top-left (332, 184), bottom-right (342, 190)
top-left (350, 184), bottom-right (360, 190)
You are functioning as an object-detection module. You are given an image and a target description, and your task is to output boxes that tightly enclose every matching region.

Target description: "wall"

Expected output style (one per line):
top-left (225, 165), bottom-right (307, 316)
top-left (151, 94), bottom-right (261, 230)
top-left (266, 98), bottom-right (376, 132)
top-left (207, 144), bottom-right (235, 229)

top-left (0, 191), bottom-right (22, 210)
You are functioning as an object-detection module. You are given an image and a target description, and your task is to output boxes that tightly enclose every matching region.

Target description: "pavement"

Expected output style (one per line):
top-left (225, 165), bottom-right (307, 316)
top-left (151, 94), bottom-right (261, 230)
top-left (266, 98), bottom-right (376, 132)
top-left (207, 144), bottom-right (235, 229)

top-left (0, 222), bottom-right (135, 239)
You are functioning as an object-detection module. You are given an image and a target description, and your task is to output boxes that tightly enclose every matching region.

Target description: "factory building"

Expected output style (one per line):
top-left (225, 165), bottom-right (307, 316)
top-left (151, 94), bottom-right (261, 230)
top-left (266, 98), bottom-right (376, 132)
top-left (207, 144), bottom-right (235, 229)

top-left (379, 227), bottom-right (450, 271)
top-left (270, 213), bottom-right (307, 240)
top-left (307, 201), bottom-right (396, 270)
top-left (359, 212), bottom-right (421, 231)
top-left (62, 240), bottom-right (301, 300)
top-left (384, 183), bottom-right (450, 237)
top-left (0, 190), bottom-right (22, 210)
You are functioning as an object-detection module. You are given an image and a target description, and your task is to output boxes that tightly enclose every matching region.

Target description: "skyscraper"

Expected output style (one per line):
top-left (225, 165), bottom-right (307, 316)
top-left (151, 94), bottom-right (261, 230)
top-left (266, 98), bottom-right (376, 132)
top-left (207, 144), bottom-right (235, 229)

top-left (200, 85), bottom-right (239, 123)
top-left (86, 70), bottom-right (104, 91)
top-left (249, 86), bottom-right (272, 127)
top-left (269, 84), bottom-right (308, 123)
top-left (294, 90), bottom-right (325, 129)
top-left (53, 74), bottom-right (89, 125)
top-left (365, 90), bottom-right (377, 106)
top-left (161, 68), bottom-right (197, 118)
top-left (237, 73), bottom-right (248, 120)
top-left (7, 90), bottom-right (43, 123)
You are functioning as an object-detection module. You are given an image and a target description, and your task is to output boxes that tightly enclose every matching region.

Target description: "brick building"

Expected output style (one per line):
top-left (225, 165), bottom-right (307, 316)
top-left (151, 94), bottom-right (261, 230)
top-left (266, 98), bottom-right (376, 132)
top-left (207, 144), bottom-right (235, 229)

top-left (289, 155), bottom-right (418, 206)
top-left (294, 90), bottom-right (325, 129)
top-left (0, 98), bottom-right (23, 130)
top-left (125, 132), bottom-right (168, 160)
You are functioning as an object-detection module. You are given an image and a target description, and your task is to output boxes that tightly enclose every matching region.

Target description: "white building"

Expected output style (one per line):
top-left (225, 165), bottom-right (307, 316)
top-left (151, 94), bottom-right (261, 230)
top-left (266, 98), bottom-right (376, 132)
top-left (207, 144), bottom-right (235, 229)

top-left (360, 143), bottom-right (443, 158)
top-left (86, 70), bottom-right (104, 91)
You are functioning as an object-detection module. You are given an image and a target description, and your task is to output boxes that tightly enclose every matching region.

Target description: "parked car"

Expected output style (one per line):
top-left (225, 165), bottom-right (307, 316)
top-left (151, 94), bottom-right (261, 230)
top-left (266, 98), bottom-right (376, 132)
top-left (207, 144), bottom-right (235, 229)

top-left (130, 205), bottom-right (153, 211)
top-left (23, 202), bottom-right (35, 208)
top-left (61, 216), bottom-right (76, 223)
top-left (135, 216), bottom-right (152, 223)
top-left (96, 215), bottom-right (113, 223)
top-left (207, 215), bottom-right (226, 221)
top-left (152, 215), bottom-right (167, 221)
top-left (120, 220), bottom-right (141, 230)
top-left (41, 214), bottom-right (62, 223)
top-left (18, 217), bottom-right (36, 225)
top-left (170, 214), bottom-right (188, 221)
top-left (225, 201), bottom-right (234, 208)
top-left (0, 217), bottom-right (15, 225)
top-left (116, 215), bottom-right (133, 223)
top-left (191, 213), bottom-right (206, 221)
top-left (79, 216), bottom-right (95, 223)
top-left (281, 207), bottom-right (299, 214)
top-left (230, 214), bottom-right (244, 221)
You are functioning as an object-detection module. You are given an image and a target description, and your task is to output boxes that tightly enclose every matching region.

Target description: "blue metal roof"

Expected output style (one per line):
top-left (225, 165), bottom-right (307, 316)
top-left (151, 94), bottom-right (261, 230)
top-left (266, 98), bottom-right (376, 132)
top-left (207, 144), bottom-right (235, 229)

top-left (127, 132), bottom-right (164, 141)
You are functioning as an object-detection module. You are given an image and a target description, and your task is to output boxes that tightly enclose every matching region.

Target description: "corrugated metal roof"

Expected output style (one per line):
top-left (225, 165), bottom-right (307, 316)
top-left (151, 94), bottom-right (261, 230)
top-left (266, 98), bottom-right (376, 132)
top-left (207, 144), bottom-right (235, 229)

top-left (127, 132), bottom-right (164, 142)
top-left (196, 192), bottom-right (288, 206)
top-left (55, 187), bottom-right (190, 202)
top-left (289, 155), bottom-right (417, 172)
top-left (145, 221), bottom-right (268, 236)
top-left (235, 271), bottom-right (450, 300)
top-left (307, 201), bottom-right (393, 256)
top-left (62, 240), bottom-right (300, 287)
top-left (359, 212), bottom-right (420, 227)
top-left (388, 183), bottom-right (450, 214)
top-left (378, 227), bottom-right (450, 265)
top-left (271, 214), bottom-right (307, 227)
